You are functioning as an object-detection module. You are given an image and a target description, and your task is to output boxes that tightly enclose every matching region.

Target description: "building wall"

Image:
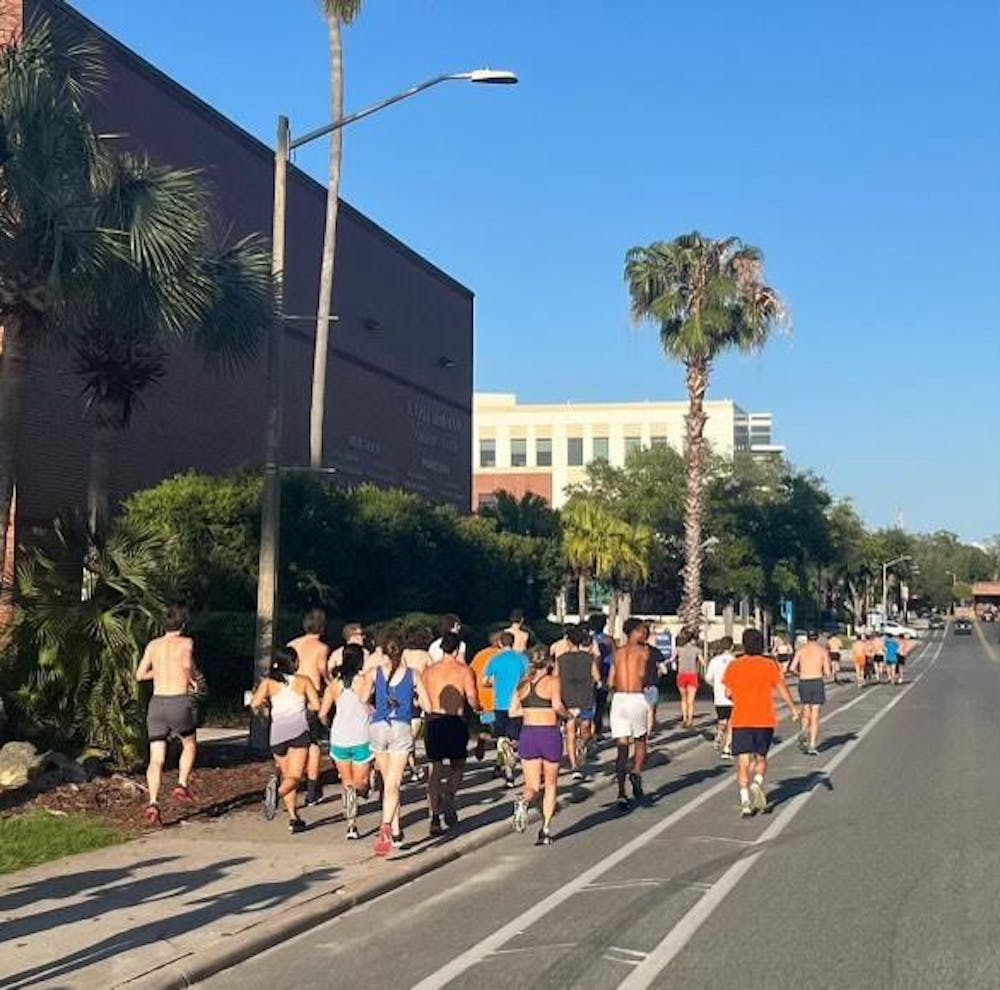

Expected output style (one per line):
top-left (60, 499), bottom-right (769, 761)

top-left (8, 0), bottom-right (473, 529)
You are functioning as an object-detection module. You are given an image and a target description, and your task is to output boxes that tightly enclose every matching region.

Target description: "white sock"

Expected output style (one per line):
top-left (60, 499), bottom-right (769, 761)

top-left (739, 787), bottom-right (750, 804)
top-left (753, 774), bottom-right (764, 787)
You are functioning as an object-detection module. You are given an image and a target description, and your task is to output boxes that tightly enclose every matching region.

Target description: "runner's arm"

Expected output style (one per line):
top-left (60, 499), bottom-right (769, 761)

top-left (822, 650), bottom-right (832, 678)
top-left (464, 666), bottom-right (481, 712)
top-left (788, 650), bottom-right (800, 676)
top-left (415, 673), bottom-right (433, 714)
top-left (319, 681), bottom-right (336, 722)
top-left (249, 679), bottom-right (271, 713)
top-left (776, 677), bottom-right (799, 720)
top-left (135, 644), bottom-right (154, 682)
top-left (550, 674), bottom-right (569, 720)
top-left (304, 679), bottom-right (321, 714)
top-left (509, 687), bottom-right (524, 719)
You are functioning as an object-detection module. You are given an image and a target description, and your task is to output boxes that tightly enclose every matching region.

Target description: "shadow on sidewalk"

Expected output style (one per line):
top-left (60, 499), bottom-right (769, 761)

top-left (0, 857), bottom-right (177, 913)
top-left (0, 856), bottom-right (257, 945)
top-left (2, 865), bottom-right (339, 988)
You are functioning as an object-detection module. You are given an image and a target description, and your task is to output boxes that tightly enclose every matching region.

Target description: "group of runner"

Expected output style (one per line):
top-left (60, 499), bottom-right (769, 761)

top-left (850, 631), bottom-right (916, 686)
top-left (136, 606), bottom-right (917, 840)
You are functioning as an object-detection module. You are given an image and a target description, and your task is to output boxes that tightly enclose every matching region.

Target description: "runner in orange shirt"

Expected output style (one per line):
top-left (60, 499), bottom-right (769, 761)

top-left (852, 636), bottom-right (868, 688)
top-left (723, 628), bottom-right (799, 817)
top-left (470, 631), bottom-right (502, 762)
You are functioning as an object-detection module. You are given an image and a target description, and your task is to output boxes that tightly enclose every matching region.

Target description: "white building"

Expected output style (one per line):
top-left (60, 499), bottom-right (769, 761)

top-left (473, 392), bottom-right (782, 509)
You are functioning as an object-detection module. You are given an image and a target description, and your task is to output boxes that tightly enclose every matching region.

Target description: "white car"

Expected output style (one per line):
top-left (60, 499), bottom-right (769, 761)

top-left (881, 620), bottom-right (921, 639)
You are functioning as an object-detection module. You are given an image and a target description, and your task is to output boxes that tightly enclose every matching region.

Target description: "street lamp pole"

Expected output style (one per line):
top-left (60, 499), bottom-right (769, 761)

top-left (252, 70), bottom-right (518, 736)
top-left (881, 554), bottom-right (911, 628)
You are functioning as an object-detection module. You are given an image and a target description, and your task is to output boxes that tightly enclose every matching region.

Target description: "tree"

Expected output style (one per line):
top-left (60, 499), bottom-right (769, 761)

top-left (625, 232), bottom-right (786, 636)
top-left (479, 490), bottom-right (560, 540)
top-left (74, 154), bottom-right (272, 526)
top-left (0, 16), bottom-right (106, 575)
top-left (310, 0), bottom-right (364, 468)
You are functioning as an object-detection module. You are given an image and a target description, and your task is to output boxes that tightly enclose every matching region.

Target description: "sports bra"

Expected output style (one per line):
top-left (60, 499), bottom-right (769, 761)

top-left (523, 674), bottom-right (553, 709)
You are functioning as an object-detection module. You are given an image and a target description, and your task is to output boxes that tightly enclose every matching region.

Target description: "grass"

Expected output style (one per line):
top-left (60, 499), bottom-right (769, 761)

top-left (0, 811), bottom-right (127, 875)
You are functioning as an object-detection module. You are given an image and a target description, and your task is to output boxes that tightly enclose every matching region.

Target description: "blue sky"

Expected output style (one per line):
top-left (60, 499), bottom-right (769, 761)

top-left (71, 0), bottom-right (999, 541)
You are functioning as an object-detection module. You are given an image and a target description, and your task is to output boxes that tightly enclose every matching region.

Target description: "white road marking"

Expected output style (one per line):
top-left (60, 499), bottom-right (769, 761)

top-left (412, 678), bottom-right (877, 990)
top-left (489, 942), bottom-right (577, 957)
top-left (688, 835), bottom-right (756, 846)
top-left (619, 632), bottom-right (945, 989)
top-left (608, 946), bottom-right (648, 959)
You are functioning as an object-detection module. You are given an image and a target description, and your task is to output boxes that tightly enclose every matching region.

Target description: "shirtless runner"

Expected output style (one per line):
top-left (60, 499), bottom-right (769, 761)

top-left (608, 618), bottom-right (651, 810)
top-left (288, 609), bottom-right (332, 806)
top-left (422, 632), bottom-right (479, 835)
top-left (789, 630), bottom-right (831, 755)
top-left (505, 610), bottom-right (531, 653)
top-left (136, 604), bottom-right (201, 825)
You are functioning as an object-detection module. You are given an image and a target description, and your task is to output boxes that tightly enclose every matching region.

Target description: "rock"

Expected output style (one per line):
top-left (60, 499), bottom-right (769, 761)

top-left (42, 751), bottom-right (89, 785)
top-left (0, 741), bottom-right (43, 790)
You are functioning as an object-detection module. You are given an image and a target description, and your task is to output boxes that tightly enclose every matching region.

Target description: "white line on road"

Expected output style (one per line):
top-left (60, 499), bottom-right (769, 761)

top-left (618, 632), bottom-right (946, 990)
top-left (411, 660), bottom-right (890, 990)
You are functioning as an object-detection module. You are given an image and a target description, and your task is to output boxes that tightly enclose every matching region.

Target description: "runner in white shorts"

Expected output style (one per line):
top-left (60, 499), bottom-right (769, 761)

top-left (608, 619), bottom-right (652, 810)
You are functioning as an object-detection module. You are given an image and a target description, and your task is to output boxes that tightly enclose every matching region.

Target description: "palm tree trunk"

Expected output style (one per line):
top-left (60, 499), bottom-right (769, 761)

top-left (578, 571), bottom-right (587, 622)
top-left (0, 316), bottom-right (29, 585)
top-left (0, 487), bottom-right (15, 647)
top-left (608, 589), bottom-right (618, 641)
top-left (680, 357), bottom-right (709, 637)
top-left (309, 12), bottom-right (347, 468)
top-left (87, 407), bottom-right (122, 530)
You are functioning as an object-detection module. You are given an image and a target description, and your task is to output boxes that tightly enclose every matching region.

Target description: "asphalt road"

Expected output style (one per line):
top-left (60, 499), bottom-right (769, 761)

top-left (203, 628), bottom-right (999, 989)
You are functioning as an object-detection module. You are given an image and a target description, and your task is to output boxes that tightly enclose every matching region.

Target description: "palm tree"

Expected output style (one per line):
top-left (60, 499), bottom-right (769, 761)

top-left (0, 16), bottom-right (106, 575)
top-left (310, 0), bottom-right (364, 468)
top-left (625, 231), bottom-right (786, 636)
top-left (74, 154), bottom-right (272, 526)
top-left (479, 490), bottom-right (560, 539)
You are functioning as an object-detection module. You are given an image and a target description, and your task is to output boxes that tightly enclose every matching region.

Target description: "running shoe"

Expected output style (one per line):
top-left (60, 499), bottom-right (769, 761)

top-left (474, 737), bottom-right (486, 761)
top-left (171, 784), bottom-right (194, 804)
top-left (263, 775), bottom-right (279, 821)
top-left (305, 783), bottom-right (323, 807)
top-left (143, 803), bottom-right (162, 827)
top-left (750, 780), bottom-right (768, 813)
top-left (407, 766), bottom-right (425, 784)
top-left (616, 795), bottom-right (630, 812)
top-left (344, 784), bottom-right (357, 823)
top-left (512, 796), bottom-right (529, 833)
top-left (373, 823), bottom-right (393, 856)
top-left (443, 801), bottom-right (459, 829)
top-left (807, 747), bottom-right (820, 757)
top-left (740, 801), bottom-right (753, 818)
top-left (288, 817), bottom-right (307, 835)
top-left (796, 733), bottom-right (808, 754)
top-left (345, 824), bottom-right (360, 841)
top-left (496, 737), bottom-right (512, 770)
top-left (572, 770), bottom-right (585, 782)
top-left (629, 772), bottom-right (644, 802)
top-left (429, 815), bottom-right (444, 838)
top-left (536, 827), bottom-right (553, 846)
top-left (721, 748), bottom-right (734, 762)
top-left (504, 769), bottom-right (516, 790)
top-left (391, 831), bottom-right (405, 849)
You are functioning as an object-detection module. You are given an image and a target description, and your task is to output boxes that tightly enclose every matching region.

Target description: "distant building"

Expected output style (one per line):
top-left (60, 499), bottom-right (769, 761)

top-left (472, 392), bottom-right (783, 510)
top-left (2, 0), bottom-right (474, 549)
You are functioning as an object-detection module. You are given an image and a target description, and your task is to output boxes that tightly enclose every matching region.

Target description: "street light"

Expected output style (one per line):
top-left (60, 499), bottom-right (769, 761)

top-left (881, 554), bottom-right (911, 628)
top-left (252, 68), bottom-right (518, 746)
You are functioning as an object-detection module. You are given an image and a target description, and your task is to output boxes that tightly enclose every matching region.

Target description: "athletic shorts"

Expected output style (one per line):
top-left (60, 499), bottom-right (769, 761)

top-left (643, 686), bottom-right (659, 708)
top-left (147, 695), bottom-right (198, 743)
top-left (493, 710), bottom-right (522, 741)
top-left (609, 692), bottom-right (650, 740)
top-left (715, 704), bottom-right (734, 721)
top-left (567, 707), bottom-right (595, 722)
top-left (677, 672), bottom-right (699, 690)
top-left (330, 742), bottom-right (373, 764)
top-left (518, 725), bottom-right (563, 763)
top-left (798, 678), bottom-right (826, 706)
top-left (272, 730), bottom-right (310, 757)
top-left (829, 652), bottom-right (841, 667)
top-left (425, 714), bottom-right (469, 762)
top-left (897, 657), bottom-right (906, 667)
top-left (369, 719), bottom-right (413, 754)
top-left (873, 655), bottom-right (884, 664)
top-left (731, 727), bottom-right (774, 757)
top-left (307, 710), bottom-right (327, 746)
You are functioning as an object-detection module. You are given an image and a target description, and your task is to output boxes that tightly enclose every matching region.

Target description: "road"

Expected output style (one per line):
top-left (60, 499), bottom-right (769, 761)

top-left (203, 628), bottom-right (1000, 989)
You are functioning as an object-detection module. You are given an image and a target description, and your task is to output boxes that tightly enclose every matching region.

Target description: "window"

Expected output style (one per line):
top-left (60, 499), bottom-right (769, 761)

top-left (625, 436), bottom-right (642, 457)
top-left (536, 437), bottom-right (552, 467)
top-left (651, 435), bottom-right (668, 447)
top-left (567, 436), bottom-right (584, 466)
top-left (511, 437), bottom-right (527, 467)
top-left (592, 436), bottom-right (609, 462)
top-left (479, 438), bottom-right (496, 468)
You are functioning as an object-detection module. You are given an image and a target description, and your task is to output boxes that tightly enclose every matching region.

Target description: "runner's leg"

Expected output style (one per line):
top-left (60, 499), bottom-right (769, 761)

top-left (541, 760), bottom-right (559, 832)
top-left (178, 735), bottom-right (196, 791)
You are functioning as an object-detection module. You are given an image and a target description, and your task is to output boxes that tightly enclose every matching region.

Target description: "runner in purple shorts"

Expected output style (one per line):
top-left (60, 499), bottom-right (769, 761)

top-left (510, 647), bottom-right (568, 845)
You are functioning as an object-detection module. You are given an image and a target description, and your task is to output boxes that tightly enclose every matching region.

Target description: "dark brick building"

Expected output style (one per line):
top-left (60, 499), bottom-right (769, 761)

top-left (3, 0), bottom-right (474, 544)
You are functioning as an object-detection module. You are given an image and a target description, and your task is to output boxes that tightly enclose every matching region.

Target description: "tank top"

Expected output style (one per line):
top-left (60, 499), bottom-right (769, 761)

top-left (269, 678), bottom-right (308, 745)
top-left (372, 665), bottom-right (415, 724)
top-left (329, 682), bottom-right (371, 748)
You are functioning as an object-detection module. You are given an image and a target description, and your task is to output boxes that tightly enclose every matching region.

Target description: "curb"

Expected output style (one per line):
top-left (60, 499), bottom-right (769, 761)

top-left (116, 728), bottom-right (710, 989)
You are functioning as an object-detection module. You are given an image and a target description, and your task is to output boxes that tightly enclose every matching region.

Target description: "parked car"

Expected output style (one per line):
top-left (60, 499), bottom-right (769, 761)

top-left (882, 620), bottom-right (921, 639)
top-left (954, 619), bottom-right (973, 635)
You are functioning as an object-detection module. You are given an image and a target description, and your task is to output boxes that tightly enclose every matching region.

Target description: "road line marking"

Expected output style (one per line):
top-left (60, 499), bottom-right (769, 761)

top-left (619, 634), bottom-right (945, 990)
top-left (412, 684), bottom-right (876, 990)
top-left (489, 942), bottom-right (577, 957)
top-left (603, 954), bottom-right (642, 966)
top-left (609, 946), bottom-right (648, 958)
top-left (689, 835), bottom-right (756, 846)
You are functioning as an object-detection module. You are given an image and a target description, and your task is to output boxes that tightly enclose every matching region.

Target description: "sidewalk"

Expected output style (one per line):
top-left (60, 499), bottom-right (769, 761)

top-left (0, 711), bottom-right (721, 990)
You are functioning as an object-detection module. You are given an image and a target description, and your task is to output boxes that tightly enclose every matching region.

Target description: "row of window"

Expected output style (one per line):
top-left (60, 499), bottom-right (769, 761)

top-left (479, 434), bottom-right (668, 469)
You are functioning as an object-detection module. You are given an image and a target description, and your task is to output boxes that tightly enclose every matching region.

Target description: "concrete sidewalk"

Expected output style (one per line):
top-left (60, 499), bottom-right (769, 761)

top-left (0, 711), bottom-right (726, 990)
